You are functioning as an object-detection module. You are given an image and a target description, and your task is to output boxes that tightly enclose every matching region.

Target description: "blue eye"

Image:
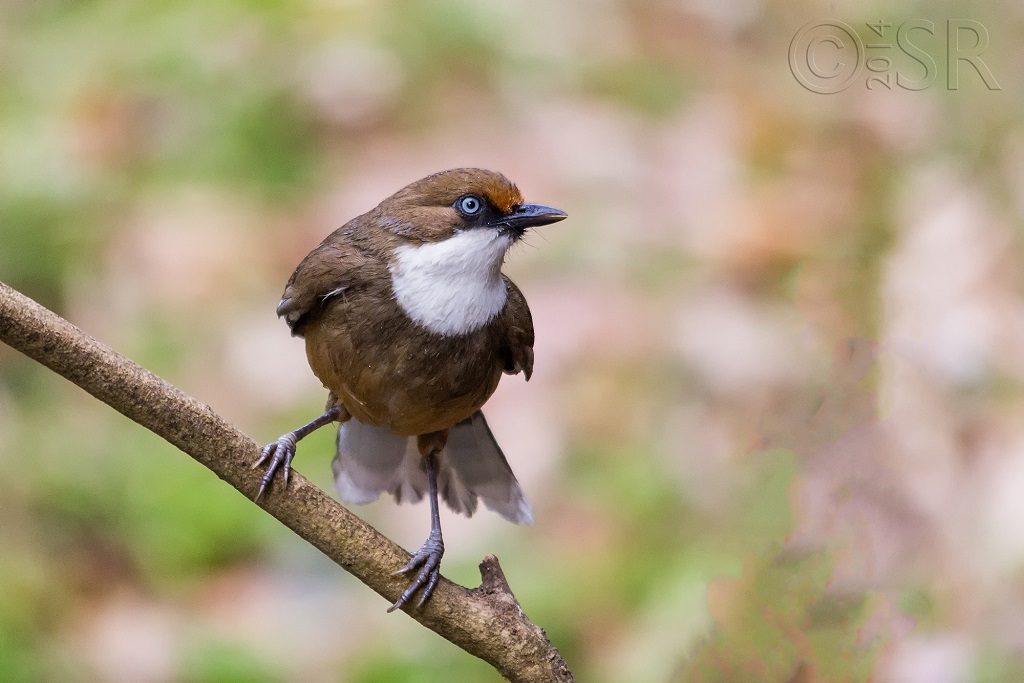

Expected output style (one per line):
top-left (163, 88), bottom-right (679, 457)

top-left (457, 195), bottom-right (483, 216)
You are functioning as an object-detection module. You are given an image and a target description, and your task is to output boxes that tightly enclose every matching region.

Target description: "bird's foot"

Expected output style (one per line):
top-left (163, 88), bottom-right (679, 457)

top-left (388, 530), bottom-right (445, 612)
top-left (253, 433), bottom-right (298, 501)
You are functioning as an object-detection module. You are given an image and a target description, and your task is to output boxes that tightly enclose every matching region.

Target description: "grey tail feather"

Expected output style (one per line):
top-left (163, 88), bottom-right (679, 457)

top-left (331, 411), bottom-right (533, 525)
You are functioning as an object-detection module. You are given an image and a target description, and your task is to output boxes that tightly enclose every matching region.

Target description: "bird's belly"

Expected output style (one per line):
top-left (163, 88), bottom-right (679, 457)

top-left (304, 300), bottom-right (503, 436)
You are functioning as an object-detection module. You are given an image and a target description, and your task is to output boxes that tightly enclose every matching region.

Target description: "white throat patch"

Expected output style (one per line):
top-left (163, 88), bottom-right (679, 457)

top-left (390, 229), bottom-right (511, 336)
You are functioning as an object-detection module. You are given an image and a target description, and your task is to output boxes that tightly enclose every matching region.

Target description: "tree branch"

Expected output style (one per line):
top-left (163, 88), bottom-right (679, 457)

top-left (0, 280), bottom-right (574, 683)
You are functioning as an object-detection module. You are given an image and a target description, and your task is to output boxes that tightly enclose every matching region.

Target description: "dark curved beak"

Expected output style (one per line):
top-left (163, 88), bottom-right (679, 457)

top-left (493, 203), bottom-right (567, 237)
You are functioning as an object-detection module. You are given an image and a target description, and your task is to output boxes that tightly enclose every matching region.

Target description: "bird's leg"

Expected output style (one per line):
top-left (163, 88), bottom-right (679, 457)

top-left (389, 432), bottom-right (447, 612)
top-left (254, 401), bottom-right (346, 501)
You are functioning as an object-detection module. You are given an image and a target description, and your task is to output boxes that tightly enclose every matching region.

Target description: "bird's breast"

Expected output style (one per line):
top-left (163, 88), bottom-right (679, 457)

top-left (304, 285), bottom-right (506, 436)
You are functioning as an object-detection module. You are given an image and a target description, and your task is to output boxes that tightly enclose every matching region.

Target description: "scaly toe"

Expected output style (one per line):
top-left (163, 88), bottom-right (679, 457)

top-left (253, 436), bottom-right (297, 501)
top-left (388, 541), bottom-right (444, 612)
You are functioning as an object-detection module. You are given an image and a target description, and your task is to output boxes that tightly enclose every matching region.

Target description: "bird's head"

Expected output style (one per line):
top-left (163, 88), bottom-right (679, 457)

top-left (374, 169), bottom-right (565, 335)
top-left (373, 168), bottom-right (566, 246)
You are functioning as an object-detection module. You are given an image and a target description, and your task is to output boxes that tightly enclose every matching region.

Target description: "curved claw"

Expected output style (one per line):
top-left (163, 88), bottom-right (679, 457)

top-left (417, 565), bottom-right (442, 609)
top-left (253, 434), bottom-right (298, 501)
top-left (388, 533), bottom-right (444, 612)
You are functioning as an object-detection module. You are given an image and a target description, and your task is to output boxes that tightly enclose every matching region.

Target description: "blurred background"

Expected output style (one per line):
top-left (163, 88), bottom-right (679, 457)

top-left (1, 1), bottom-right (1023, 681)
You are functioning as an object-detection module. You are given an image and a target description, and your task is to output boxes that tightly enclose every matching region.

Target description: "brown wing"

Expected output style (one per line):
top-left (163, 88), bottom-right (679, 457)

top-left (499, 276), bottom-right (535, 380)
top-left (276, 240), bottom-right (364, 337)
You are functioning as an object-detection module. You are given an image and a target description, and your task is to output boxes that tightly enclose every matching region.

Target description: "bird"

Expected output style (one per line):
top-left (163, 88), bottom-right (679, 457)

top-left (254, 168), bottom-right (566, 611)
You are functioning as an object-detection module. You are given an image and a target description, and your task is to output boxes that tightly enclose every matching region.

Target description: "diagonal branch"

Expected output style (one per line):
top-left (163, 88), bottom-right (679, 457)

top-left (0, 280), bottom-right (574, 683)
